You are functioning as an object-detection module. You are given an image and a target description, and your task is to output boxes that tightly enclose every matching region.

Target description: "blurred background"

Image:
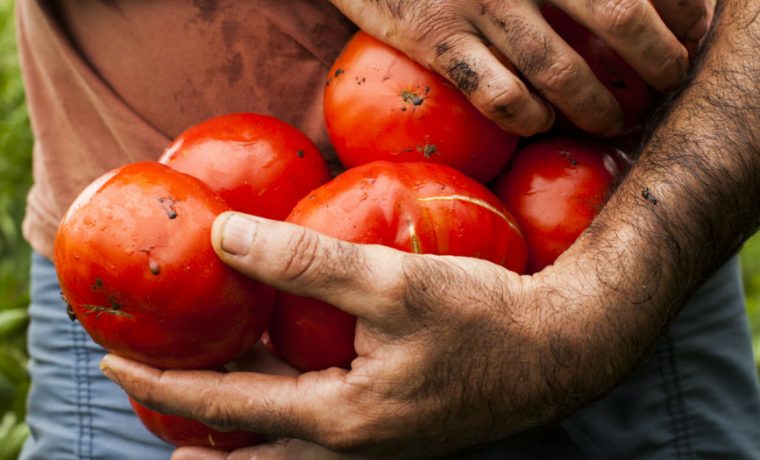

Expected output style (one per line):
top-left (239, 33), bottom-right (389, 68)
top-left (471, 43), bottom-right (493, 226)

top-left (0, 1), bottom-right (758, 459)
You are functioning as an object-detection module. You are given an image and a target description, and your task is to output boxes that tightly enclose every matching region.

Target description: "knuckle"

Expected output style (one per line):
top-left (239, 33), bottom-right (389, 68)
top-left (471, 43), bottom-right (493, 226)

top-left (400, 255), bottom-right (458, 318)
top-left (596, 0), bottom-right (645, 35)
top-left (279, 227), bottom-right (321, 283)
top-left (540, 57), bottom-right (582, 96)
top-left (481, 83), bottom-right (526, 120)
top-left (200, 398), bottom-right (236, 431)
top-left (320, 426), bottom-right (366, 453)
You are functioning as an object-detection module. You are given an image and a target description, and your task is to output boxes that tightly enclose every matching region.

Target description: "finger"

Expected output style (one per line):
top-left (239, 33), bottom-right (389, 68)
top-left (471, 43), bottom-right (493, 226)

top-left (172, 447), bottom-right (227, 460)
top-left (100, 354), bottom-right (350, 442)
top-left (428, 33), bottom-right (555, 136)
top-left (173, 439), bottom-right (346, 460)
top-left (211, 212), bottom-right (406, 321)
top-left (650, 0), bottom-right (709, 41)
top-left (556, 0), bottom-right (689, 91)
top-left (225, 342), bottom-right (300, 376)
top-left (474, 3), bottom-right (623, 136)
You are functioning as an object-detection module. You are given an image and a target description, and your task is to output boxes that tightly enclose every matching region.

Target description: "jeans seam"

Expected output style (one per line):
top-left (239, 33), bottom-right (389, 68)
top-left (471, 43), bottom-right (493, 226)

top-left (72, 322), bottom-right (94, 460)
top-left (656, 330), bottom-right (695, 460)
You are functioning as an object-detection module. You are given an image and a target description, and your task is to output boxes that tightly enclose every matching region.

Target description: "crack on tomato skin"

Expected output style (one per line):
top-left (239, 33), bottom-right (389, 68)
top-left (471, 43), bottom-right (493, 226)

top-left (416, 194), bottom-right (522, 235)
top-left (82, 304), bottom-right (135, 319)
top-left (83, 297), bottom-right (134, 319)
top-left (158, 197), bottom-right (178, 219)
top-left (407, 218), bottom-right (423, 254)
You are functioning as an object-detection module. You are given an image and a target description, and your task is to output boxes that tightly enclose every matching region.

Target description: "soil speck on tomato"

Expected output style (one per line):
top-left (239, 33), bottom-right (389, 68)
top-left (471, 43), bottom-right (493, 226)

top-left (158, 197), bottom-right (179, 219)
top-left (91, 278), bottom-right (104, 291)
top-left (61, 292), bottom-right (78, 321)
top-left (149, 259), bottom-right (161, 276)
top-left (296, 150), bottom-right (305, 158)
top-left (417, 144), bottom-right (438, 158)
top-left (334, 68), bottom-right (344, 78)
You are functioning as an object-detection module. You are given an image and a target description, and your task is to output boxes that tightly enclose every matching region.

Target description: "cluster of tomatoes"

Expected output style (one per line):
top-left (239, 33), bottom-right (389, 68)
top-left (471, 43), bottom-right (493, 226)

top-left (54, 10), bottom-right (650, 451)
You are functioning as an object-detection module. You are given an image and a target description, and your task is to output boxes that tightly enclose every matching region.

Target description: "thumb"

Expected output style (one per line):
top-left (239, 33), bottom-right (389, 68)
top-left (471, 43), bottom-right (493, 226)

top-left (211, 211), bottom-right (405, 321)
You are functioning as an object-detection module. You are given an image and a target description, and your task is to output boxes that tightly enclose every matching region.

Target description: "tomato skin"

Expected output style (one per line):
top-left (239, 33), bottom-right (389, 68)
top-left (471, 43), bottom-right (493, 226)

top-left (54, 162), bottom-right (275, 369)
top-left (160, 113), bottom-right (331, 221)
top-left (542, 6), bottom-right (657, 132)
top-left (271, 161), bottom-right (528, 371)
top-left (324, 32), bottom-right (519, 183)
top-left (129, 397), bottom-right (263, 449)
top-left (492, 138), bottom-right (623, 274)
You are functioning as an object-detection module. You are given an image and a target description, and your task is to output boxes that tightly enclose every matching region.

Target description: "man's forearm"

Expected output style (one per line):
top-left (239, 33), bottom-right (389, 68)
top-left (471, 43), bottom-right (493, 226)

top-left (542, 0), bottom-right (760, 415)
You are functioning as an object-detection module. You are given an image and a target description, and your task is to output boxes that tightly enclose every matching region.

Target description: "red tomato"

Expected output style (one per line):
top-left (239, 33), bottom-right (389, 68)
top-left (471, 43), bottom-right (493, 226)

top-left (270, 161), bottom-right (528, 371)
top-left (542, 6), bottom-right (657, 132)
top-left (54, 162), bottom-right (275, 369)
top-left (129, 397), bottom-right (263, 449)
top-left (160, 113), bottom-right (330, 221)
top-left (324, 32), bottom-right (519, 183)
top-left (492, 138), bottom-right (624, 274)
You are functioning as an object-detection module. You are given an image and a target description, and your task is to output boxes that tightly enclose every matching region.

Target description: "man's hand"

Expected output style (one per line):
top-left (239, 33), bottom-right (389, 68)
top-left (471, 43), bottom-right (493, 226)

top-left (96, 2), bottom-right (760, 458)
top-left (327, 0), bottom-right (712, 137)
top-left (100, 212), bottom-right (618, 459)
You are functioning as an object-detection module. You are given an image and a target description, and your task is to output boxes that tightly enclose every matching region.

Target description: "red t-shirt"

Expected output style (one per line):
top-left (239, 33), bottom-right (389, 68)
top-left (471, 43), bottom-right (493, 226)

top-left (17, 0), bottom-right (355, 258)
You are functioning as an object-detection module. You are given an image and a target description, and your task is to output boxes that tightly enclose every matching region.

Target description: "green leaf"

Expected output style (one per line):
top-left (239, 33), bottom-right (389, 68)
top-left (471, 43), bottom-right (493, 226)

top-left (0, 309), bottom-right (28, 339)
top-left (0, 412), bottom-right (29, 460)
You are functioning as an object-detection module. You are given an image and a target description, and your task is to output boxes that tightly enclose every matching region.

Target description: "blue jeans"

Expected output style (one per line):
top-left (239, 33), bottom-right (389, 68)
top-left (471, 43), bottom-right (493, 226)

top-left (20, 252), bottom-right (760, 459)
top-left (20, 252), bottom-right (173, 460)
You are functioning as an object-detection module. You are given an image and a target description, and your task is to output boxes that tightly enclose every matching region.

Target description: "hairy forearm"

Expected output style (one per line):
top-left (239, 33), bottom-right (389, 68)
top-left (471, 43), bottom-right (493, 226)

top-left (534, 0), bottom-right (760, 421)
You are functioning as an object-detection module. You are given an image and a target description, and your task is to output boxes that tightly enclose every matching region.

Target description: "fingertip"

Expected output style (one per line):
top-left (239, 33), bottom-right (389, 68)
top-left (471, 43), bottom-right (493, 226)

top-left (100, 354), bottom-right (118, 384)
top-left (482, 82), bottom-right (556, 137)
top-left (213, 212), bottom-right (260, 257)
top-left (685, 13), bottom-right (708, 41)
top-left (531, 94), bottom-right (556, 134)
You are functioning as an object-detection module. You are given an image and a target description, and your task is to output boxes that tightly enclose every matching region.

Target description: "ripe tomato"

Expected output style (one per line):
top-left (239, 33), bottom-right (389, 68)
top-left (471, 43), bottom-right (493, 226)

top-left (54, 162), bottom-right (275, 369)
top-left (542, 6), bottom-right (657, 132)
top-left (324, 32), bottom-right (519, 183)
top-left (492, 138), bottom-right (624, 274)
top-left (129, 397), bottom-right (263, 449)
top-left (270, 161), bottom-right (528, 371)
top-left (160, 113), bottom-right (330, 221)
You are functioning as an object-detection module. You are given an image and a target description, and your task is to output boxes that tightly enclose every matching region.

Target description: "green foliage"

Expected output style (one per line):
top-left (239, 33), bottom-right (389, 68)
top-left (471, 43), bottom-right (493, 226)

top-left (0, 0), bottom-right (33, 457)
top-left (741, 233), bottom-right (760, 369)
top-left (0, 412), bottom-right (28, 460)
